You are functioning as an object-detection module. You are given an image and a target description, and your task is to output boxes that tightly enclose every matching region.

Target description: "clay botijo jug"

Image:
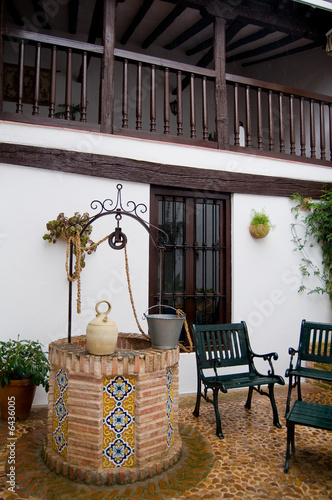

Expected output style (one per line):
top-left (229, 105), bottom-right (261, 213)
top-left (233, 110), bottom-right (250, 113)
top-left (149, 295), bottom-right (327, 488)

top-left (86, 300), bottom-right (118, 355)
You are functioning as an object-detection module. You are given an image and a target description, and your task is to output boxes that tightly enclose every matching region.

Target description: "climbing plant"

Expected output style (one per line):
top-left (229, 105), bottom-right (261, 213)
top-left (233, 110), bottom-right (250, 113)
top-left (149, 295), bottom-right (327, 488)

top-left (291, 191), bottom-right (332, 302)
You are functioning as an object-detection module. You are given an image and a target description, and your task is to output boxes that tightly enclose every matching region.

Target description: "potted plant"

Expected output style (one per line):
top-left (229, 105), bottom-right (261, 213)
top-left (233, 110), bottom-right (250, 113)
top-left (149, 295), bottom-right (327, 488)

top-left (249, 209), bottom-right (274, 239)
top-left (43, 211), bottom-right (96, 268)
top-left (0, 337), bottom-right (50, 420)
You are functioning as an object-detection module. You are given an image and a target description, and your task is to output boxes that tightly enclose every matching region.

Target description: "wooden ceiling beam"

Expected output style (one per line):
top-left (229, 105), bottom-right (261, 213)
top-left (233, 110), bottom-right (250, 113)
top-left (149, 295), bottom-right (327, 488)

top-left (142, 5), bottom-right (186, 49)
top-left (242, 41), bottom-right (321, 67)
top-left (162, 0), bottom-right (331, 41)
top-left (30, 0), bottom-right (51, 29)
top-left (186, 36), bottom-right (213, 56)
top-left (226, 27), bottom-right (272, 52)
top-left (4, 0), bottom-right (24, 26)
top-left (77, 0), bottom-right (103, 82)
top-left (165, 13), bottom-right (213, 50)
top-left (120, 0), bottom-right (154, 45)
top-left (225, 19), bottom-right (247, 44)
top-left (226, 34), bottom-right (300, 63)
top-left (68, 0), bottom-right (79, 35)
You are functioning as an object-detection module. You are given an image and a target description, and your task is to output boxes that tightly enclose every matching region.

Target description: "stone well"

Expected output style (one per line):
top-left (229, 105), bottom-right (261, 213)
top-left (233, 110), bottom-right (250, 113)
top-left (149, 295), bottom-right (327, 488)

top-left (42, 333), bottom-right (182, 485)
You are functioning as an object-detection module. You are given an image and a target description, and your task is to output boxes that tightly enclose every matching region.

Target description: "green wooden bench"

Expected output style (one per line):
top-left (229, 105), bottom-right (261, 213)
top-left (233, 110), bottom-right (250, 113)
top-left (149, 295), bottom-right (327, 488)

top-left (284, 400), bottom-right (332, 473)
top-left (285, 320), bottom-right (332, 415)
top-left (192, 322), bottom-right (285, 439)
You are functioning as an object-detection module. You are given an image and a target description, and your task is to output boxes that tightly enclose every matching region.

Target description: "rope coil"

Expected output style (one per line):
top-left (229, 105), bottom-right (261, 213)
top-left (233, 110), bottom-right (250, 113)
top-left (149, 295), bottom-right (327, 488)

top-left (65, 234), bottom-right (193, 351)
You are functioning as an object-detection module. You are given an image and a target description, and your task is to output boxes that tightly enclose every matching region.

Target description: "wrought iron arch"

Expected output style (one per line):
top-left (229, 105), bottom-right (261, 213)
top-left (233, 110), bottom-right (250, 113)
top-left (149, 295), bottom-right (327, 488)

top-left (66, 183), bottom-right (168, 342)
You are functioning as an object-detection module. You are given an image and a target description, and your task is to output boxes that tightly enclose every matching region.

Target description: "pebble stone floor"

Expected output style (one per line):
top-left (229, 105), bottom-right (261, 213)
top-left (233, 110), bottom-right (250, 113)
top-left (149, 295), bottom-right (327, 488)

top-left (0, 384), bottom-right (331, 500)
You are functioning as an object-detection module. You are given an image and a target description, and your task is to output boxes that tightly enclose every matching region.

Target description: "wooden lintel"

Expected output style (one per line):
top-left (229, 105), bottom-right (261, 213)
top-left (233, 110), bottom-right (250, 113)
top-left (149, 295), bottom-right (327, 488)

top-left (0, 142), bottom-right (330, 199)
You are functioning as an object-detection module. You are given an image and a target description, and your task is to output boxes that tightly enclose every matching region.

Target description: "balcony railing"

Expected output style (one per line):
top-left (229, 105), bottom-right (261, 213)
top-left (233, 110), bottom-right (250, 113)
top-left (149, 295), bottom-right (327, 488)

top-left (1, 27), bottom-right (332, 164)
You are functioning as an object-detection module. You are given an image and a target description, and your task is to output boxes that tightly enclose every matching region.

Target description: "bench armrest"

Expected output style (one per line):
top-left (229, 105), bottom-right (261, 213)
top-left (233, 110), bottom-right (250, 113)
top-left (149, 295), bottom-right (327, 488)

top-left (285, 347), bottom-right (300, 375)
top-left (249, 351), bottom-right (278, 377)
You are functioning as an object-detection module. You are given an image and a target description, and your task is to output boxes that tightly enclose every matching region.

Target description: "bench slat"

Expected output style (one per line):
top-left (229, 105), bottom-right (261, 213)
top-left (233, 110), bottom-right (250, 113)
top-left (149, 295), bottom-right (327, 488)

top-left (288, 401), bottom-right (332, 430)
top-left (285, 400), bottom-right (332, 473)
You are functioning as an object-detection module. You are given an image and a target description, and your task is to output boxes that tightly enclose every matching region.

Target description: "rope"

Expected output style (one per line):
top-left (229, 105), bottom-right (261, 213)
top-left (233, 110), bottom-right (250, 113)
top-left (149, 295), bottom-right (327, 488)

top-left (65, 232), bottom-right (82, 313)
top-left (124, 244), bottom-right (150, 339)
top-left (64, 232), bottom-right (193, 352)
top-left (65, 232), bottom-right (111, 314)
top-left (176, 309), bottom-right (193, 353)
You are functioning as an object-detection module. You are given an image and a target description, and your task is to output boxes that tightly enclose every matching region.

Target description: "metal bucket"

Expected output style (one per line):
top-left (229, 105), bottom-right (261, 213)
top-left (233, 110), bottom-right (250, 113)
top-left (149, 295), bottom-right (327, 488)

top-left (143, 305), bottom-right (185, 350)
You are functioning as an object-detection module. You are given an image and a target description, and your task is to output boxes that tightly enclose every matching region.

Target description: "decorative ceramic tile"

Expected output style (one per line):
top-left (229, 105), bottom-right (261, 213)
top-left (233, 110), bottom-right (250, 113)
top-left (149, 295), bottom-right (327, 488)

top-left (103, 375), bottom-right (135, 467)
top-left (52, 368), bottom-right (68, 458)
top-left (166, 367), bottom-right (174, 448)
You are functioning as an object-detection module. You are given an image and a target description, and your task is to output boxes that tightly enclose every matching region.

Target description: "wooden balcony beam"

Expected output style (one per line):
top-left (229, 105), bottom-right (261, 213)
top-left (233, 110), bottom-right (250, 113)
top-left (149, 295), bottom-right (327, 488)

top-left (1, 142), bottom-right (331, 199)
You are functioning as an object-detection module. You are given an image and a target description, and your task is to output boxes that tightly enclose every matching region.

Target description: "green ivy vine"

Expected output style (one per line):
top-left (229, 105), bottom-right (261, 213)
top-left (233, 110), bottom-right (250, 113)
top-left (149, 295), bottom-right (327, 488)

top-left (291, 191), bottom-right (332, 302)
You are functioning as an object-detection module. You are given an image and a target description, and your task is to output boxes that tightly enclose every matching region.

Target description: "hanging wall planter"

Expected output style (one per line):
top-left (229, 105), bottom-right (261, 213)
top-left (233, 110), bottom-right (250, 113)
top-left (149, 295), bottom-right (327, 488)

top-left (249, 209), bottom-right (274, 239)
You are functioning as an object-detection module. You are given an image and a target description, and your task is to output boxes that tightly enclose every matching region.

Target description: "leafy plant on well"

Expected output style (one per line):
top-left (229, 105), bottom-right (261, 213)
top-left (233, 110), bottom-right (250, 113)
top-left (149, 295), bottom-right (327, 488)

top-left (291, 191), bottom-right (332, 301)
top-left (0, 337), bottom-right (50, 390)
top-left (43, 212), bottom-right (96, 268)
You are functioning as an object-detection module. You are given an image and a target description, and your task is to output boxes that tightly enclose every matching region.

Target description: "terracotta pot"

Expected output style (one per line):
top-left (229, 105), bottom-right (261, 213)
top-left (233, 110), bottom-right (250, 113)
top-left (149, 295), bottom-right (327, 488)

top-left (0, 379), bottom-right (36, 421)
top-left (249, 223), bottom-right (270, 239)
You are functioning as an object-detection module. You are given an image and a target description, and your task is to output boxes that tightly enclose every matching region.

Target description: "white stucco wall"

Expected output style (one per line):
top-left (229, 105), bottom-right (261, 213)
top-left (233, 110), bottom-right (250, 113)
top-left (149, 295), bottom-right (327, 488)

top-left (1, 122), bottom-right (332, 404)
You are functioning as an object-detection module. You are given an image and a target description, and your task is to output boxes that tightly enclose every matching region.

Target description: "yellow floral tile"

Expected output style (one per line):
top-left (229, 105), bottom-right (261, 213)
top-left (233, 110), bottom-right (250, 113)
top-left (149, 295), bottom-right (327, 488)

top-left (103, 376), bottom-right (135, 467)
top-left (52, 368), bottom-right (68, 458)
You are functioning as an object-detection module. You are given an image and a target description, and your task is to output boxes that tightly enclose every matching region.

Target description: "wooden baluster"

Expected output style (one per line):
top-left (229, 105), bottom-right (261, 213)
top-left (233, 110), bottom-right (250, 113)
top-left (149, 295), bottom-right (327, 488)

top-left (80, 51), bottom-right (87, 122)
top-left (279, 92), bottom-right (285, 153)
top-left (150, 64), bottom-right (156, 132)
top-left (245, 85), bottom-right (252, 147)
top-left (164, 67), bottom-right (170, 135)
top-left (300, 97), bottom-right (306, 156)
top-left (176, 70), bottom-right (183, 136)
top-left (234, 83), bottom-right (239, 145)
top-left (320, 102), bottom-right (326, 160)
top-left (17, 39), bottom-right (24, 114)
top-left (33, 42), bottom-right (41, 116)
top-left (257, 87), bottom-right (263, 150)
top-left (268, 90), bottom-right (274, 151)
top-left (122, 59), bottom-right (128, 128)
top-left (65, 48), bottom-right (72, 120)
top-left (49, 45), bottom-right (57, 118)
top-left (290, 94), bottom-right (295, 154)
top-left (190, 73), bottom-right (196, 138)
top-left (202, 76), bottom-right (208, 140)
top-left (310, 99), bottom-right (316, 158)
top-left (136, 61), bottom-right (142, 130)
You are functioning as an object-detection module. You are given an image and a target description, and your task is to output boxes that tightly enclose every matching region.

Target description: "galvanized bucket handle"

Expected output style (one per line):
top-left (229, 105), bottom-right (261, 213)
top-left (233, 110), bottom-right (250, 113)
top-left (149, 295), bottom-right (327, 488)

top-left (143, 305), bottom-right (185, 319)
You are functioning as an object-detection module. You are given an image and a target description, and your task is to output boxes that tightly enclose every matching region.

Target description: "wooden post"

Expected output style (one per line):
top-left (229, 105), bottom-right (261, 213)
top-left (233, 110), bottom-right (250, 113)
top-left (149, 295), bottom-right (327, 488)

top-left (214, 17), bottom-right (229, 150)
top-left (100, 0), bottom-right (116, 134)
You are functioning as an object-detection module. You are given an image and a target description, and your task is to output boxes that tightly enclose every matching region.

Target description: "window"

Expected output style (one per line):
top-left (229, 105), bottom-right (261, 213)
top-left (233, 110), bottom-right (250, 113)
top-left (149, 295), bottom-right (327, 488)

top-left (149, 186), bottom-right (231, 341)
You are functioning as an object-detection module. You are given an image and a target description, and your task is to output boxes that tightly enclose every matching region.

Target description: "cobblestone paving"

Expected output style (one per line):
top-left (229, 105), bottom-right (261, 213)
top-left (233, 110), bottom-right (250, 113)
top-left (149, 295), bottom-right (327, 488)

top-left (0, 385), bottom-right (331, 499)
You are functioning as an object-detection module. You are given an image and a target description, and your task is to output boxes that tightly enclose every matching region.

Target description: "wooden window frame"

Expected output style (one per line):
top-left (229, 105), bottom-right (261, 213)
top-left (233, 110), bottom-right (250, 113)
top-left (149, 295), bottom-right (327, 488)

top-left (149, 185), bottom-right (232, 335)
